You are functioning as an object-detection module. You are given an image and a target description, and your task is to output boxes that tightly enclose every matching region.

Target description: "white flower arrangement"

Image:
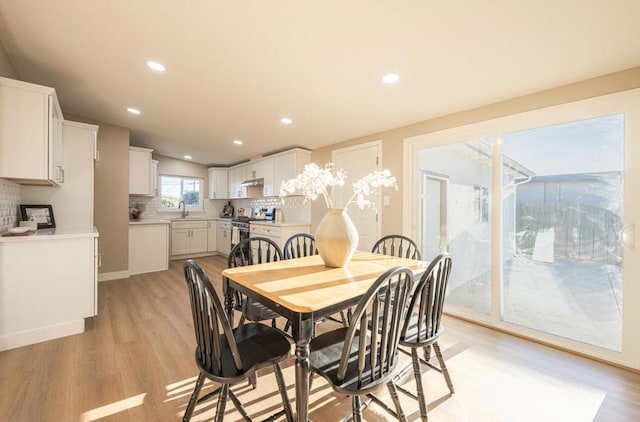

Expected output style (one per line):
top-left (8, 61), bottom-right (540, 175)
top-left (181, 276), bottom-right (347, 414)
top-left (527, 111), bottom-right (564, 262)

top-left (279, 162), bottom-right (397, 210)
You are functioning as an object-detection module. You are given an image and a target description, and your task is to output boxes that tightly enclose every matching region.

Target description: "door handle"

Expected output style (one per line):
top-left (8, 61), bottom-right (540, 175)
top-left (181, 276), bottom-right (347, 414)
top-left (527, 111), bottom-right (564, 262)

top-left (620, 224), bottom-right (635, 248)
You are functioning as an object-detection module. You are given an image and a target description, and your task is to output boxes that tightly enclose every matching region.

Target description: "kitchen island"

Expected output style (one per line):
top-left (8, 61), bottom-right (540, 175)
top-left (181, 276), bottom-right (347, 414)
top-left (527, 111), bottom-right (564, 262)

top-left (0, 228), bottom-right (99, 351)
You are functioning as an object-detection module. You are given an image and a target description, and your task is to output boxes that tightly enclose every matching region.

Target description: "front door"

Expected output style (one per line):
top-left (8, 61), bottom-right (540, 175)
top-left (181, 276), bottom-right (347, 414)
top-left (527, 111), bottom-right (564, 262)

top-left (332, 141), bottom-right (380, 252)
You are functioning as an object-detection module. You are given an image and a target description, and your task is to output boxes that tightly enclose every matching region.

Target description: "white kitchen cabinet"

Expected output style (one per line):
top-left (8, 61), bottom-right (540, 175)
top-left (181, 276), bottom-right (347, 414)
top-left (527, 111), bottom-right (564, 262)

top-left (272, 148), bottom-right (311, 196)
top-left (129, 146), bottom-right (154, 195)
top-left (129, 222), bottom-right (169, 274)
top-left (208, 167), bottom-right (228, 199)
top-left (250, 222), bottom-right (311, 251)
top-left (0, 76), bottom-right (64, 185)
top-left (217, 220), bottom-right (232, 255)
top-left (261, 157), bottom-right (275, 197)
top-left (0, 231), bottom-right (99, 351)
top-left (151, 159), bottom-right (159, 196)
top-left (21, 120), bottom-right (97, 230)
top-left (207, 220), bottom-right (217, 252)
top-left (171, 220), bottom-right (208, 256)
top-left (228, 164), bottom-right (247, 199)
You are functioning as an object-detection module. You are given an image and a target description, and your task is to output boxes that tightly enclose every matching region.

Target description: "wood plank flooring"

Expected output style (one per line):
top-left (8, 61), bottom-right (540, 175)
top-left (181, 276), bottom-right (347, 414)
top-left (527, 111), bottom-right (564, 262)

top-left (1, 255), bottom-right (639, 421)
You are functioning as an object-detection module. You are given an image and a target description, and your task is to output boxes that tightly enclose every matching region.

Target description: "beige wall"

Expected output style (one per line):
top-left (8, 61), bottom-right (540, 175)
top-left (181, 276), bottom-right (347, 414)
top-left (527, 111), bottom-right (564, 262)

top-left (0, 40), bottom-right (20, 79)
top-left (312, 66), bottom-right (640, 235)
top-left (154, 153), bottom-right (209, 193)
top-left (0, 41), bottom-right (18, 79)
top-left (68, 114), bottom-right (130, 275)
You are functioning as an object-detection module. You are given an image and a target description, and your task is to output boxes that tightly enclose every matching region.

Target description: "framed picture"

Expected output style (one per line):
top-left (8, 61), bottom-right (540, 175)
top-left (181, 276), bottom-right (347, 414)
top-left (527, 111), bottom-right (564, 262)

top-left (19, 204), bottom-right (56, 229)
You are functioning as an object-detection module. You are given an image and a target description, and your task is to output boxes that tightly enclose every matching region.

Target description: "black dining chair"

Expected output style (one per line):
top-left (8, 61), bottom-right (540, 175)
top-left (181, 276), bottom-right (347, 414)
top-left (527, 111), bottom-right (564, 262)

top-left (282, 233), bottom-right (348, 332)
top-left (371, 235), bottom-right (422, 260)
top-left (227, 237), bottom-right (284, 328)
top-left (182, 260), bottom-right (293, 422)
top-left (308, 266), bottom-right (415, 422)
top-left (397, 253), bottom-right (454, 421)
top-left (282, 232), bottom-right (317, 260)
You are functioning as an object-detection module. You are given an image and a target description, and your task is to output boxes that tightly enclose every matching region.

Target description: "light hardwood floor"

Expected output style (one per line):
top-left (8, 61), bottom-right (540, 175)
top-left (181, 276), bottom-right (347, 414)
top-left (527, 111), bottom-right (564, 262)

top-left (1, 255), bottom-right (639, 421)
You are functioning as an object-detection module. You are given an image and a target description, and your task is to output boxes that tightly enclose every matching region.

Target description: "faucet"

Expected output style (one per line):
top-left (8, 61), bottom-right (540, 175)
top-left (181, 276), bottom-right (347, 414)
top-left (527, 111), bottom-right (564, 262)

top-left (179, 200), bottom-right (189, 218)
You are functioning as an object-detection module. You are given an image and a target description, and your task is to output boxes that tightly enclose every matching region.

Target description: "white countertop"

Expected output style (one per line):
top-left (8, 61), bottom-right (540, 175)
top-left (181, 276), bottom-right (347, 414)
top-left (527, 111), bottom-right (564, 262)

top-left (129, 219), bottom-right (171, 225)
top-left (250, 220), bottom-right (311, 227)
top-left (0, 227), bottom-right (99, 243)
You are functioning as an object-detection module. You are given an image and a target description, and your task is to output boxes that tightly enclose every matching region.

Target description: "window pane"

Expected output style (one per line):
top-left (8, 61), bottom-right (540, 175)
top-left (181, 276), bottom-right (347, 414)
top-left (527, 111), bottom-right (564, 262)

top-left (183, 178), bottom-right (201, 208)
top-left (418, 138), bottom-right (493, 315)
top-left (501, 114), bottom-right (624, 351)
top-left (161, 176), bottom-right (181, 209)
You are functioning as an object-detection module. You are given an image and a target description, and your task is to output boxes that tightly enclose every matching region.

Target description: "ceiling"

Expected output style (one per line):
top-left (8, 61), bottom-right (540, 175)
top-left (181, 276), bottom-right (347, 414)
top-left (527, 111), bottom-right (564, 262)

top-left (1, 1), bottom-right (639, 166)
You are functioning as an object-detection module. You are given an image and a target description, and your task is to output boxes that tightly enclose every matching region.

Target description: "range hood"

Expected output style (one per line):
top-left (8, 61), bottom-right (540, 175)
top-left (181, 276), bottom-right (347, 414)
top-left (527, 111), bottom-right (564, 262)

top-left (241, 178), bottom-right (264, 187)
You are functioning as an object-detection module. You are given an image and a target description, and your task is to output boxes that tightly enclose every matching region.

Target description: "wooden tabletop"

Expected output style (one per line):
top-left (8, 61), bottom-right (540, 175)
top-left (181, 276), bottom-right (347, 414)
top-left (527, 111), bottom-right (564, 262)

top-left (222, 250), bottom-right (428, 314)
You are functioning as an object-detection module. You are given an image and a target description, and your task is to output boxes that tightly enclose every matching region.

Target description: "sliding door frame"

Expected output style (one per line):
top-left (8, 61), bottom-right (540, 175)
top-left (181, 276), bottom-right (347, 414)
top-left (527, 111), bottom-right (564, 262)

top-left (403, 89), bottom-right (640, 369)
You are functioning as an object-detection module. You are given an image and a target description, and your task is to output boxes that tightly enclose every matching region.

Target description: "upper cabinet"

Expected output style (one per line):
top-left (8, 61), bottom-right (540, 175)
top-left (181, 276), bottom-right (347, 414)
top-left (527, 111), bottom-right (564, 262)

top-left (129, 146), bottom-right (154, 196)
top-left (208, 167), bottom-right (228, 199)
top-left (272, 148), bottom-right (311, 196)
top-left (0, 77), bottom-right (64, 185)
top-left (228, 163), bottom-right (248, 199)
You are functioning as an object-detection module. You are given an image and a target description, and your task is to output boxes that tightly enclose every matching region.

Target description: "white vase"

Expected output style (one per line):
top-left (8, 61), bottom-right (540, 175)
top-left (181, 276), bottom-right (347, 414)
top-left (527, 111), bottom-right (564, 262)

top-left (315, 208), bottom-right (359, 267)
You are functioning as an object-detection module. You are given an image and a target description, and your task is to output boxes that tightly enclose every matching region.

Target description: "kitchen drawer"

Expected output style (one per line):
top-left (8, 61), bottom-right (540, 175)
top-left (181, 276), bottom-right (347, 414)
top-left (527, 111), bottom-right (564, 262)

top-left (172, 220), bottom-right (208, 230)
top-left (218, 221), bottom-right (232, 230)
top-left (250, 224), bottom-right (281, 238)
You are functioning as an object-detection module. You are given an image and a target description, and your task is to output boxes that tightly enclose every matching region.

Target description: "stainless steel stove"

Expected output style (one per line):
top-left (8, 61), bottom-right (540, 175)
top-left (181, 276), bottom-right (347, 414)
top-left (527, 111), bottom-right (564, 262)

top-left (230, 208), bottom-right (276, 248)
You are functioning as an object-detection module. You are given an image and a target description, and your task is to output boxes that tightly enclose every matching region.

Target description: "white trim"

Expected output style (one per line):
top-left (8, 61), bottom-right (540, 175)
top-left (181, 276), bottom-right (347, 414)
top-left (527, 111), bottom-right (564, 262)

top-left (403, 88), bottom-right (640, 369)
top-left (0, 319), bottom-right (85, 352)
top-left (98, 270), bottom-right (130, 282)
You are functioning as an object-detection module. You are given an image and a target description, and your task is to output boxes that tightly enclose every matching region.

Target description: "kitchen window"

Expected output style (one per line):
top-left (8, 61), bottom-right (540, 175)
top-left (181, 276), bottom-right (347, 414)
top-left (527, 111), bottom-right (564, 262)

top-left (159, 175), bottom-right (204, 212)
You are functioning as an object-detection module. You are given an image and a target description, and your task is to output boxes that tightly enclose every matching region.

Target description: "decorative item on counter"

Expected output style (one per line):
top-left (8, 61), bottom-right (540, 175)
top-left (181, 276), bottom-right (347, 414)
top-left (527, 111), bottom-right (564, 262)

top-left (19, 221), bottom-right (38, 231)
top-left (130, 202), bottom-right (145, 219)
top-left (19, 204), bottom-right (56, 229)
top-left (280, 163), bottom-right (397, 267)
top-left (221, 201), bottom-right (234, 218)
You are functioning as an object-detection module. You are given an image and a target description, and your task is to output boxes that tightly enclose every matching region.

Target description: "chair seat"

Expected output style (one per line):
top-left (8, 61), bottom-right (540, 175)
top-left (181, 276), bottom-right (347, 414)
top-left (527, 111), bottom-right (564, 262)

top-left (309, 327), bottom-right (398, 396)
top-left (198, 322), bottom-right (291, 384)
top-left (400, 316), bottom-right (443, 346)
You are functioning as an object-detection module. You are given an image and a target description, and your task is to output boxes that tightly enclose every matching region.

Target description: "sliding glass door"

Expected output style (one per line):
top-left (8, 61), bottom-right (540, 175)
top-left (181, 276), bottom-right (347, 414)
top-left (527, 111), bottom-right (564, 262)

top-left (403, 90), bottom-right (640, 368)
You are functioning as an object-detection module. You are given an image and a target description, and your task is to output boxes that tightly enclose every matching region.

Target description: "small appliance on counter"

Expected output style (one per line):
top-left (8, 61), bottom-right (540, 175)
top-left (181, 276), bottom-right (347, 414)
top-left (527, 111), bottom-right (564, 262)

top-left (221, 201), bottom-right (234, 218)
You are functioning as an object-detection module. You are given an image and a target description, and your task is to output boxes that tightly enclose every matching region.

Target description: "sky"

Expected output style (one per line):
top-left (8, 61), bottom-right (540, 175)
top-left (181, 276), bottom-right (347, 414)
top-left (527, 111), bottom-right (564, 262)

top-left (501, 114), bottom-right (624, 176)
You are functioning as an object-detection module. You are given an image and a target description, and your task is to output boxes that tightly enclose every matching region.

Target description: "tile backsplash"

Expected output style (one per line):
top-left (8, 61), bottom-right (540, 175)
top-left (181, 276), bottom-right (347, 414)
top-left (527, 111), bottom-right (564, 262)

top-left (129, 195), bottom-right (310, 222)
top-left (0, 178), bottom-right (20, 232)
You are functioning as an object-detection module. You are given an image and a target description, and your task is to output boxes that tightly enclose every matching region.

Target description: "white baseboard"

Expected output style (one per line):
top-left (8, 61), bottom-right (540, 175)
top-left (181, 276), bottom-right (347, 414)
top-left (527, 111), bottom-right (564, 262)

top-left (98, 270), bottom-right (130, 282)
top-left (0, 319), bottom-right (85, 352)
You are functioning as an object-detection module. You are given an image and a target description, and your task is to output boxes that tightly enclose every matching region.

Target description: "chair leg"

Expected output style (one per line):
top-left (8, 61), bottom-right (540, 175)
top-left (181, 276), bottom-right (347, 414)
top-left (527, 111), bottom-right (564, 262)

top-left (433, 342), bottom-right (455, 394)
top-left (227, 389), bottom-right (252, 421)
top-left (183, 373), bottom-right (205, 422)
top-left (412, 348), bottom-right (429, 422)
top-left (340, 310), bottom-right (348, 327)
top-left (273, 363), bottom-right (294, 422)
top-left (352, 395), bottom-right (363, 422)
top-left (248, 372), bottom-right (257, 389)
top-left (214, 384), bottom-right (230, 422)
top-left (423, 344), bottom-right (432, 362)
top-left (387, 381), bottom-right (408, 422)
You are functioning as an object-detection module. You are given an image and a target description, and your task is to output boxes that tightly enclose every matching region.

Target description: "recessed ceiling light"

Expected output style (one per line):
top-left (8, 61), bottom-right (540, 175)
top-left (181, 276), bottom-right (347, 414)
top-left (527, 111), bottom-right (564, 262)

top-left (146, 60), bottom-right (166, 72)
top-left (382, 73), bottom-right (400, 84)
top-left (233, 139), bottom-right (243, 145)
top-left (127, 107), bottom-right (141, 115)
top-left (184, 155), bottom-right (192, 160)
top-left (280, 117), bottom-right (293, 125)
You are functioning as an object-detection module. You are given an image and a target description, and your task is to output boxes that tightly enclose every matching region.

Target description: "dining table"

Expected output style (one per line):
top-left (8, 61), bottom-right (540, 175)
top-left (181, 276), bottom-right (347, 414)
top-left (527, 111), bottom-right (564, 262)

top-left (222, 250), bottom-right (428, 421)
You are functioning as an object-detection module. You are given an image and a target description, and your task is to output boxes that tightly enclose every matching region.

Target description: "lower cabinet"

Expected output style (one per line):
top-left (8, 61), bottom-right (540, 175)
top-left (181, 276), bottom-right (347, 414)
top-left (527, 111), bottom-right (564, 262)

top-left (217, 221), bottom-right (232, 255)
top-left (171, 220), bottom-right (208, 256)
top-left (129, 223), bottom-right (169, 274)
top-left (207, 220), bottom-right (217, 252)
top-left (0, 232), bottom-right (98, 351)
top-left (249, 223), bottom-right (311, 251)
